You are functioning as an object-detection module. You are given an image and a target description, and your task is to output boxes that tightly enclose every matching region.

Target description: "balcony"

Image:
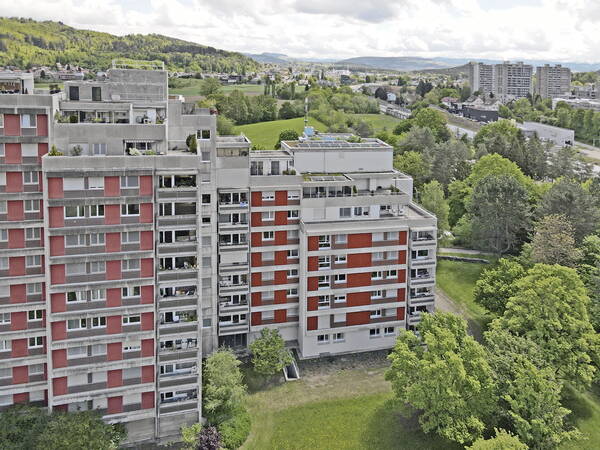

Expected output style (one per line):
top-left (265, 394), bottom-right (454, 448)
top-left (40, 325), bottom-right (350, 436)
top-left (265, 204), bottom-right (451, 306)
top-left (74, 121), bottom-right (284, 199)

top-left (159, 348), bottom-right (198, 362)
top-left (159, 374), bottom-right (197, 389)
top-left (68, 381), bottom-right (107, 394)
top-left (159, 398), bottom-right (197, 414)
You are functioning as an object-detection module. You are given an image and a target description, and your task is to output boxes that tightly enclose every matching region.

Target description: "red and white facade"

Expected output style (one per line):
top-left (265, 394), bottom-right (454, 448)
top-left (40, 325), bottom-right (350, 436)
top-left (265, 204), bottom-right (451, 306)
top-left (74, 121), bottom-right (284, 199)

top-left (1, 68), bottom-right (436, 445)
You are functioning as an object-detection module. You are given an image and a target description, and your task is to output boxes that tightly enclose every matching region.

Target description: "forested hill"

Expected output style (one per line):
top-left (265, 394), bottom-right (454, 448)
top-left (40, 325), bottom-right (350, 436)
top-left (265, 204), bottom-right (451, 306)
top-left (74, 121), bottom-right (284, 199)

top-left (0, 17), bottom-right (260, 73)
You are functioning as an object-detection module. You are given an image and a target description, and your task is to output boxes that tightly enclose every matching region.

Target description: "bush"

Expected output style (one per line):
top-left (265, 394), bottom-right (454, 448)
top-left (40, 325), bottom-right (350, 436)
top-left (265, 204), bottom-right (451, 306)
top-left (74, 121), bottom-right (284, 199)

top-left (218, 409), bottom-right (251, 450)
top-left (187, 134), bottom-right (198, 153)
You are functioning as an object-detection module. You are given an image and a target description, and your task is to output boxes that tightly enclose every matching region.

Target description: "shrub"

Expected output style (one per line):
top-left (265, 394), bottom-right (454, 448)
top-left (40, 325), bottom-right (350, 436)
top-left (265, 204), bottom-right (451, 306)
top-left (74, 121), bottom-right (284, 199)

top-left (70, 145), bottom-right (82, 156)
top-left (187, 134), bottom-right (198, 153)
top-left (218, 409), bottom-right (251, 450)
top-left (48, 145), bottom-right (63, 156)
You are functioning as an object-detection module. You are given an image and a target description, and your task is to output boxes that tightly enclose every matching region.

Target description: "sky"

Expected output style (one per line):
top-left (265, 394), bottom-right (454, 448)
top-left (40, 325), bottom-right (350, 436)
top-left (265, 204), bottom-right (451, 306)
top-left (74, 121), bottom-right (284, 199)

top-left (3, 0), bottom-right (600, 62)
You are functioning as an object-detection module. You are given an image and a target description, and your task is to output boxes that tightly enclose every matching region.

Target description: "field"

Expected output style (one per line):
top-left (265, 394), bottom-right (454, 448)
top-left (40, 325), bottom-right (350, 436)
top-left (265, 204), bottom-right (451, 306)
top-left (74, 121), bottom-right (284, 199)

top-left (234, 117), bottom-right (327, 149)
top-left (351, 113), bottom-right (404, 134)
top-left (168, 79), bottom-right (264, 97)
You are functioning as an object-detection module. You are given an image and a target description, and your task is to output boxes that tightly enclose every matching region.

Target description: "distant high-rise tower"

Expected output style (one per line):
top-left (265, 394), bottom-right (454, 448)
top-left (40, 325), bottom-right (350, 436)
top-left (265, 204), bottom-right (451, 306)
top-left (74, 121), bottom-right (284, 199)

top-left (536, 64), bottom-right (571, 99)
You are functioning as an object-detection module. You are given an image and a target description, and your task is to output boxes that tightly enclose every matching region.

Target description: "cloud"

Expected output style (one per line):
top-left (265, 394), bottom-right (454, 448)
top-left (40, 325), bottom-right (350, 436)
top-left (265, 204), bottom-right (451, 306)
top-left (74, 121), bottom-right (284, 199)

top-left (1, 0), bottom-right (600, 63)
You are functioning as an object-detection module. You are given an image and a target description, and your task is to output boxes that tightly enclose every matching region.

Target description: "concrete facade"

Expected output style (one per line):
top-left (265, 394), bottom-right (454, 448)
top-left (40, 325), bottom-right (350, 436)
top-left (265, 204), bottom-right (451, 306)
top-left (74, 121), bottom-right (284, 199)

top-left (536, 64), bottom-right (571, 99)
top-left (0, 66), bottom-right (437, 445)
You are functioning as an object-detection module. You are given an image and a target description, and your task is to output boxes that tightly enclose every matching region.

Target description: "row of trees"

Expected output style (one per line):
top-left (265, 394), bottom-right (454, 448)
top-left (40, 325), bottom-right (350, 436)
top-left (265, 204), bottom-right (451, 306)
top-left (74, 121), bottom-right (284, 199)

top-left (387, 262), bottom-right (599, 447)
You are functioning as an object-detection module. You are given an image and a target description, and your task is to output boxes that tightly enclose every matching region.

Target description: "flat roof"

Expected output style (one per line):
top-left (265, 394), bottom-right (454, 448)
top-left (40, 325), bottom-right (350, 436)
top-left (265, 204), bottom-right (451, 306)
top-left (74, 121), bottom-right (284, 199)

top-left (283, 138), bottom-right (391, 150)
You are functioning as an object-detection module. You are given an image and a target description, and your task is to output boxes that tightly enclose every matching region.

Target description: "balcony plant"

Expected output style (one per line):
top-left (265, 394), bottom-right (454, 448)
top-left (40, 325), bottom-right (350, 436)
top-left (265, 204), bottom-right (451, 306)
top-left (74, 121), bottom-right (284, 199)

top-left (48, 145), bottom-right (63, 156)
top-left (70, 145), bottom-right (83, 156)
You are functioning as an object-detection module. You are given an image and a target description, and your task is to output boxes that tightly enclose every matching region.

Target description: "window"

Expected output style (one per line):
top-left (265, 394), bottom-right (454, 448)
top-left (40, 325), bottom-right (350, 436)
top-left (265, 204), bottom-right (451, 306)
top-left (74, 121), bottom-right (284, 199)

top-left (0, 229), bottom-right (7, 242)
top-left (65, 205), bottom-right (85, 218)
top-left (372, 271), bottom-right (383, 280)
top-left (0, 313), bottom-right (10, 324)
top-left (0, 368), bottom-right (10, 379)
top-left (339, 207), bottom-right (351, 218)
top-left (91, 289), bottom-right (105, 301)
top-left (28, 336), bottom-right (43, 348)
top-left (333, 332), bottom-right (344, 342)
top-left (29, 363), bottom-right (44, 374)
top-left (384, 327), bottom-right (395, 336)
top-left (122, 315), bottom-right (141, 325)
top-left (65, 234), bottom-right (86, 247)
top-left (286, 288), bottom-right (298, 297)
top-left (28, 310), bottom-right (43, 321)
top-left (121, 204), bottom-right (140, 216)
top-left (67, 291), bottom-right (85, 303)
top-left (262, 211), bottom-right (274, 221)
top-left (27, 283), bottom-right (42, 295)
top-left (318, 235), bottom-right (330, 248)
top-left (89, 261), bottom-right (105, 273)
top-left (124, 343), bottom-right (141, 352)
top-left (412, 249), bottom-right (429, 260)
top-left (68, 318), bottom-right (86, 330)
top-left (386, 270), bottom-right (397, 279)
top-left (26, 255), bottom-right (41, 268)
top-left (92, 143), bottom-right (107, 155)
top-left (288, 229), bottom-right (299, 240)
top-left (287, 210), bottom-right (299, 219)
top-left (287, 249), bottom-right (298, 258)
top-left (334, 274), bottom-right (346, 284)
top-left (89, 205), bottom-right (104, 217)
top-left (318, 256), bottom-right (330, 270)
top-left (88, 177), bottom-right (104, 189)
top-left (335, 234), bottom-right (347, 244)
top-left (261, 191), bottom-right (275, 201)
top-left (318, 276), bottom-right (329, 289)
top-left (0, 257), bottom-right (8, 270)
top-left (262, 251), bottom-right (274, 261)
top-left (372, 252), bottom-right (384, 261)
top-left (122, 286), bottom-right (141, 298)
top-left (262, 231), bottom-right (274, 241)
top-left (120, 176), bottom-right (139, 188)
top-left (0, 339), bottom-right (11, 351)
top-left (318, 296), bottom-right (330, 309)
top-left (21, 114), bottom-right (36, 128)
top-left (334, 294), bottom-right (346, 304)
top-left (317, 334), bottom-right (329, 344)
top-left (198, 129), bottom-right (211, 140)
top-left (24, 200), bottom-right (40, 212)
top-left (202, 194), bottom-right (211, 204)
top-left (25, 227), bottom-right (40, 241)
top-left (90, 233), bottom-right (105, 245)
top-left (122, 259), bottom-right (140, 272)
top-left (354, 206), bottom-right (368, 216)
top-left (370, 309), bottom-right (382, 318)
top-left (23, 171), bottom-right (39, 184)
top-left (288, 190), bottom-right (300, 200)
top-left (92, 317), bottom-right (106, 328)
top-left (371, 290), bottom-right (383, 299)
top-left (369, 328), bottom-right (381, 338)
top-left (122, 232), bottom-right (140, 245)
top-left (287, 269), bottom-right (298, 278)
top-left (334, 255), bottom-right (347, 265)
top-left (92, 86), bottom-right (101, 101)
top-left (0, 201), bottom-right (6, 214)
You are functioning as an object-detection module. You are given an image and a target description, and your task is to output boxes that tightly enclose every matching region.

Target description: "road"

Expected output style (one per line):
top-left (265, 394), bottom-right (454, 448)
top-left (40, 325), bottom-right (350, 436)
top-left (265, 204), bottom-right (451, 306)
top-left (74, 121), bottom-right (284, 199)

top-left (447, 124), bottom-right (476, 139)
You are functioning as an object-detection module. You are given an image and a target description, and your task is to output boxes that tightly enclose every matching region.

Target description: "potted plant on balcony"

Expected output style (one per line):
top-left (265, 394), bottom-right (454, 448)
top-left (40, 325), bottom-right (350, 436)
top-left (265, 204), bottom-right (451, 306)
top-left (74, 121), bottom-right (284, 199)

top-left (70, 145), bottom-right (83, 156)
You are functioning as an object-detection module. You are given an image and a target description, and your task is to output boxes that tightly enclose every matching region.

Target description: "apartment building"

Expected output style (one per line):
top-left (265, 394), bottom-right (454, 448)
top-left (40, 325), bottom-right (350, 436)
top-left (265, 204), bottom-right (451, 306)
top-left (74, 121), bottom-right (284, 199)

top-left (468, 61), bottom-right (533, 101)
top-left (0, 64), bottom-right (437, 445)
top-left (536, 64), bottom-right (571, 99)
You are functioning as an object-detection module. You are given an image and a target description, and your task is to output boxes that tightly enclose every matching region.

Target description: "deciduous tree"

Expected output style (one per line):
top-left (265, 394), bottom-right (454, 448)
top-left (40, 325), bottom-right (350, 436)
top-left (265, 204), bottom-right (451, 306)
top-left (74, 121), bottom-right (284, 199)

top-left (467, 428), bottom-right (527, 450)
top-left (249, 328), bottom-right (293, 376)
top-left (531, 214), bottom-right (581, 267)
top-left (473, 259), bottom-right (525, 314)
top-left (199, 77), bottom-right (222, 96)
top-left (419, 180), bottom-right (449, 235)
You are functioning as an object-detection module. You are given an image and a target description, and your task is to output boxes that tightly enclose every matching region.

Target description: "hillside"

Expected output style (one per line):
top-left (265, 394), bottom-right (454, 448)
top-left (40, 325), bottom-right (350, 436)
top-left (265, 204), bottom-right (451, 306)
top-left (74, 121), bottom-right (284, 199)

top-left (335, 56), bottom-right (453, 72)
top-left (0, 17), bottom-right (260, 73)
top-left (417, 63), bottom-right (470, 76)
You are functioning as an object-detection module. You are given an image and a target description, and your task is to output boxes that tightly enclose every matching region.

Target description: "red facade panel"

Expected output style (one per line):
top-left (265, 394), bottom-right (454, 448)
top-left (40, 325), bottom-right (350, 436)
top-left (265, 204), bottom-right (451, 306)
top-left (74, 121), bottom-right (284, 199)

top-left (397, 307), bottom-right (405, 321)
top-left (274, 211), bottom-right (287, 226)
top-left (104, 204), bottom-right (120, 225)
top-left (36, 114), bottom-right (48, 136)
top-left (10, 311), bottom-right (26, 331)
top-left (3, 114), bottom-right (20, 136)
top-left (47, 178), bottom-right (63, 199)
top-left (347, 311), bottom-right (371, 326)
top-left (348, 233), bottom-right (372, 249)
top-left (106, 260), bottom-right (121, 280)
top-left (51, 321), bottom-right (67, 341)
top-left (140, 203), bottom-right (153, 223)
top-left (307, 236), bottom-right (319, 251)
top-left (250, 252), bottom-right (261, 267)
top-left (10, 284), bottom-right (26, 304)
top-left (251, 312), bottom-right (261, 326)
top-left (141, 339), bottom-right (154, 357)
top-left (275, 191), bottom-right (288, 206)
top-left (251, 212), bottom-right (262, 227)
top-left (104, 177), bottom-right (120, 197)
top-left (106, 288), bottom-right (121, 307)
top-left (50, 293), bottom-right (66, 313)
top-left (399, 250), bottom-right (407, 265)
top-left (7, 200), bottom-right (23, 221)
top-left (251, 272), bottom-right (261, 287)
top-left (141, 312), bottom-right (154, 331)
top-left (53, 377), bottom-right (67, 395)
top-left (52, 349), bottom-right (67, 368)
top-left (12, 366), bottom-right (28, 384)
top-left (274, 290), bottom-right (287, 304)
top-left (50, 264), bottom-right (65, 285)
top-left (107, 396), bottom-right (123, 414)
top-left (274, 251), bottom-right (287, 266)
top-left (107, 369), bottom-right (122, 388)
top-left (106, 233), bottom-right (120, 252)
top-left (251, 191), bottom-right (262, 207)
top-left (139, 176), bottom-right (153, 196)
top-left (347, 253), bottom-right (371, 268)
top-left (5, 143), bottom-right (21, 164)
top-left (141, 285), bottom-right (154, 304)
top-left (13, 393), bottom-right (28, 404)
top-left (307, 277), bottom-right (318, 291)
top-left (8, 229), bottom-right (24, 249)
top-left (107, 316), bottom-right (122, 334)
top-left (6, 172), bottom-right (23, 193)
top-left (398, 269), bottom-right (406, 283)
top-left (307, 256), bottom-right (318, 272)
top-left (49, 236), bottom-right (64, 256)
top-left (9, 257), bottom-right (25, 276)
top-left (307, 316), bottom-right (317, 330)
top-left (274, 309), bottom-right (287, 323)
top-left (399, 231), bottom-right (407, 245)
top-left (141, 392), bottom-right (154, 409)
top-left (274, 230), bottom-right (287, 245)
top-left (38, 143), bottom-right (48, 160)
top-left (347, 272), bottom-right (371, 288)
top-left (141, 258), bottom-right (153, 278)
top-left (140, 231), bottom-right (153, 250)
top-left (107, 343), bottom-right (122, 361)
top-left (307, 297), bottom-right (319, 311)
top-left (141, 365), bottom-right (154, 383)
top-left (347, 292), bottom-right (370, 307)
top-left (251, 232), bottom-right (262, 247)
top-left (11, 339), bottom-right (27, 357)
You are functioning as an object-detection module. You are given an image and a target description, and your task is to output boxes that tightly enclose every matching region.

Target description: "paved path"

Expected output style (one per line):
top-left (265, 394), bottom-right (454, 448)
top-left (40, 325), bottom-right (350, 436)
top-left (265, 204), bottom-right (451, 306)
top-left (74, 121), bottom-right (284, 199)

top-left (439, 247), bottom-right (484, 255)
top-left (435, 289), bottom-right (483, 341)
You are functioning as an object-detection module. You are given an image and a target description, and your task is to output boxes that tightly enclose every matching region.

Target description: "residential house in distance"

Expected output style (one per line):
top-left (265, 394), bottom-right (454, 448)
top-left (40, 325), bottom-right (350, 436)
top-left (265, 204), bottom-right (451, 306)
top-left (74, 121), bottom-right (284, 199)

top-left (535, 64), bottom-right (571, 99)
top-left (0, 62), bottom-right (437, 445)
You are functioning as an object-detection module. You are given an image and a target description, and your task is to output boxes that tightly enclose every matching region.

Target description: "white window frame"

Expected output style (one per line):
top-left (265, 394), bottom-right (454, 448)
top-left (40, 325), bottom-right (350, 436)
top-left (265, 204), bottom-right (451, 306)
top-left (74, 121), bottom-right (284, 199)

top-left (120, 176), bottom-right (139, 188)
top-left (317, 334), bottom-right (329, 344)
top-left (89, 204), bottom-right (105, 218)
top-left (91, 317), bottom-right (106, 328)
top-left (23, 171), bottom-right (39, 185)
top-left (262, 231), bottom-right (274, 241)
top-left (28, 336), bottom-right (43, 348)
top-left (121, 203), bottom-right (140, 216)
top-left (24, 199), bottom-right (40, 213)
top-left (26, 255), bottom-right (41, 268)
top-left (25, 227), bottom-right (40, 241)
top-left (28, 309), bottom-right (43, 321)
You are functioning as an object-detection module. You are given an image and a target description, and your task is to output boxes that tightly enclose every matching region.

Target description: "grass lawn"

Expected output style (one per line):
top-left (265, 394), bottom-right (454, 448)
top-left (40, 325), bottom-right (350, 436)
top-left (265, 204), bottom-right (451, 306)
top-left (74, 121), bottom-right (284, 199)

top-left (351, 113), bottom-right (404, 134)
top-left (560, 386), bottom-right (600, 449)
top-left (242, 364), bottom-right (457, 450)
top-left (234, 117), bottom-right (327, 149)
top-left (436, 258), bottom-right (494, 327)
top-left (169, 79), bottom-right (264, 96)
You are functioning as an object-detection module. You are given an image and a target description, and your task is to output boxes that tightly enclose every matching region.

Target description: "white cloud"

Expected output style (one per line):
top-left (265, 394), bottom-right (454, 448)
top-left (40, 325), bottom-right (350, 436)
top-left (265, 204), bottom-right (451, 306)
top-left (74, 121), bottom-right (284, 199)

top-left (1, 0), bottom-right (600, 62)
